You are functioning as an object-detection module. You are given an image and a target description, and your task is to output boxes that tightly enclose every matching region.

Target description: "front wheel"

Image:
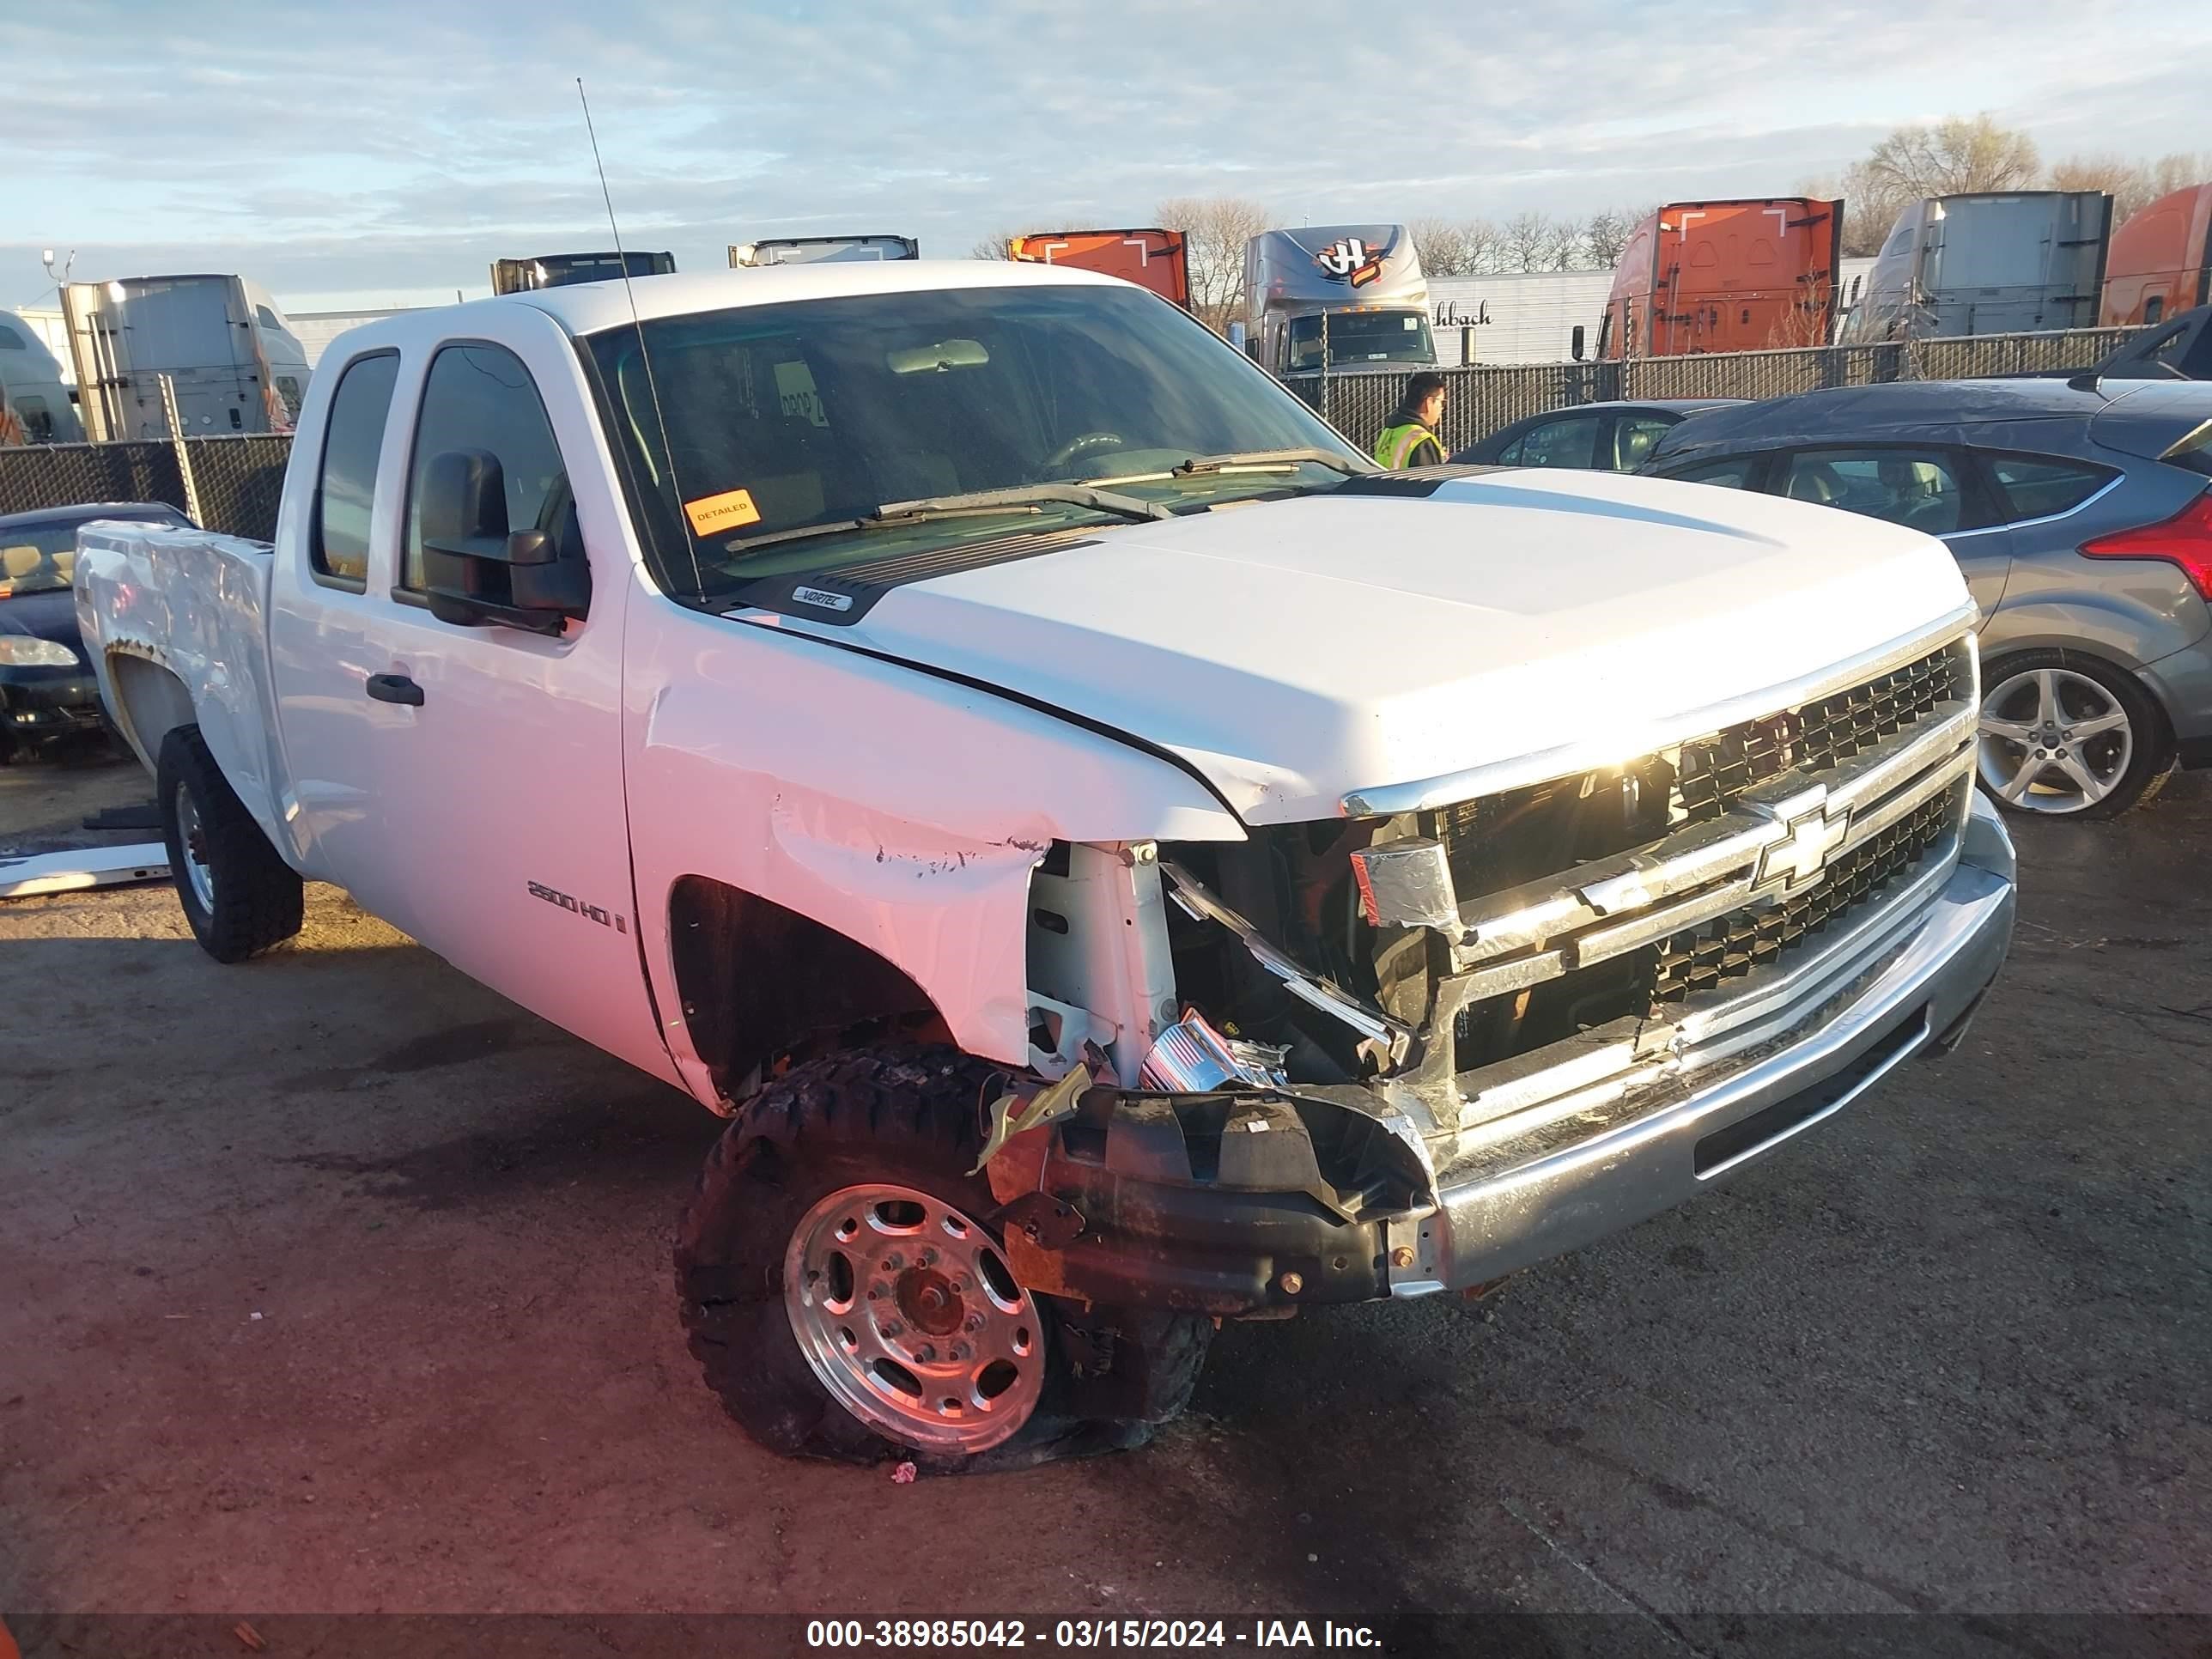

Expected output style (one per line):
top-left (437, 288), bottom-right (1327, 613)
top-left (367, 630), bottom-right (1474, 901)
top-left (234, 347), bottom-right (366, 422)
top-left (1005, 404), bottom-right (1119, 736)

top-left (1977, 650), bottom-right (2172, 820)
top-left (675, 1047), bottom-right (1211, 1470)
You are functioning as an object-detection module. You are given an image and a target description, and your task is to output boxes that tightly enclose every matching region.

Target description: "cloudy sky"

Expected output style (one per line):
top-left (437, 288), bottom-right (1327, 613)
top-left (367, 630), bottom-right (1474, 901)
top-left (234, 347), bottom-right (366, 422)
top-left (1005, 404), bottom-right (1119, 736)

top-left (7, 0), bottom-right (2209, 312)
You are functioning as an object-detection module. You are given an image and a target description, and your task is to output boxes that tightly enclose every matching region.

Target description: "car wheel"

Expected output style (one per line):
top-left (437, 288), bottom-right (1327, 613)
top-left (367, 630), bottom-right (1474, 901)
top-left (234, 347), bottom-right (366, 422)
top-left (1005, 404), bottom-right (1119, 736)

top-left (1976, 650), bottom-right (2173, 819)
top-left (675, 1046), bottom-right (1211, 1471)
top-left (156, 725), bottom-right (306, 960)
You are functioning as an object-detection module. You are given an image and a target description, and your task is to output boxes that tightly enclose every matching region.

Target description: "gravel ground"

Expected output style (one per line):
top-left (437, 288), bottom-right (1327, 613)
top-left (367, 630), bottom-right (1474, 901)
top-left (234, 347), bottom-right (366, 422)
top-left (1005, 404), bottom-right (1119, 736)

top-left (1, 754), bottom-right (2205, 1655)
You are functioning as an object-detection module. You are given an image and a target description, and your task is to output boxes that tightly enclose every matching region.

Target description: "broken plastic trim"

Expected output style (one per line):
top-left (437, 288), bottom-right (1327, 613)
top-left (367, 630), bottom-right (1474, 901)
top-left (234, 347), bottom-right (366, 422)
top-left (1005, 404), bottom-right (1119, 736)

top-left (1157, 859), bottom-right (1415, 1069)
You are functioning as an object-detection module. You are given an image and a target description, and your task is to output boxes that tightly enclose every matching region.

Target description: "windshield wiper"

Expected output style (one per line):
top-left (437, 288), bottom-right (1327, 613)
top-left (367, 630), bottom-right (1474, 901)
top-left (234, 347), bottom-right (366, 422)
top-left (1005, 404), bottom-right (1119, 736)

top-left (1085, 447), bottom-right (1374, 487)
top-left (723, 482), bottom-right (1171, 556)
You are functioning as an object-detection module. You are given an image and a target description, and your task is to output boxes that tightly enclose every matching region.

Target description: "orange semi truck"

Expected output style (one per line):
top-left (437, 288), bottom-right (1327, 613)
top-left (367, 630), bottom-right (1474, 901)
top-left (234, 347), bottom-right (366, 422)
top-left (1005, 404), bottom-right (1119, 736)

top-left (2101, 182), bottom-right (2212, 326)
top-left (1595, 198), bottom-right (1844, 358)
top-left (1008, 228), bottom-right (1189, 307)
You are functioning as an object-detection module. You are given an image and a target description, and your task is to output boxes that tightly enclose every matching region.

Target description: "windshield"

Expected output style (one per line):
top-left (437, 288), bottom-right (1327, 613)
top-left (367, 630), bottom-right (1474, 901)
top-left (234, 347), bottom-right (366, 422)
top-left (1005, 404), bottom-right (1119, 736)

top-left (1286, 310), bottom-right (1435, 369)
top-left (586, 284), bottom-right (1362, 601)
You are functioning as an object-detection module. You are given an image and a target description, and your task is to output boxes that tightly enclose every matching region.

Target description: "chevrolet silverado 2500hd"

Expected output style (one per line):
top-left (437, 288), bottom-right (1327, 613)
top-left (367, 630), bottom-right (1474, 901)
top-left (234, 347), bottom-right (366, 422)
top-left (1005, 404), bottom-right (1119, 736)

top-left (74, 261), bottom-right (2016, 1469)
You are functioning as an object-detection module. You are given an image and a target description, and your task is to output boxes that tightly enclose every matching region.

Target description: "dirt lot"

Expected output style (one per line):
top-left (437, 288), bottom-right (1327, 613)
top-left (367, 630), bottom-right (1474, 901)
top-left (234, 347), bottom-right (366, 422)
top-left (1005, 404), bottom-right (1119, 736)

top-left (3, 752), bottom-right (2208, 1650)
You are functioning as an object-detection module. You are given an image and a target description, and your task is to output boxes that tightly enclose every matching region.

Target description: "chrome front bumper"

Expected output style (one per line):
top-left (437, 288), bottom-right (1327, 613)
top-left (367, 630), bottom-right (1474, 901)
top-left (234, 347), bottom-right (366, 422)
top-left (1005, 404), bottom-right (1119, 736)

top-left (1387, 791), bottom-right (2016, 1296)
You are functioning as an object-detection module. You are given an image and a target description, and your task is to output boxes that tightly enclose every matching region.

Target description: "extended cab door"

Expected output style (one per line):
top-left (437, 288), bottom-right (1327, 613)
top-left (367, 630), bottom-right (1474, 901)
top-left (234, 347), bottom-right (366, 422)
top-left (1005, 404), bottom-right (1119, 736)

top-left (273, 310), bottom-right (677, 1085)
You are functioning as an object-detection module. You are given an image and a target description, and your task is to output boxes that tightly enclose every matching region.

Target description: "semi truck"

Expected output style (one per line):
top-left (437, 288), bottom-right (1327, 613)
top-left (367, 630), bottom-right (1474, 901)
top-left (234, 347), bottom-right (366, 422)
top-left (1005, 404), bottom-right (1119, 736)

top-left (731, 236), bottom-right (920, 266)
top-left (2100, 182), bottom-right (2212, 327)
top-left (1594, 198), bottom-right (1844, 358)
top-left (59, 275), bottom-right (308, 440)
top-left (489, 252), bottom-right (678, 295)
top-left (1008, 229), bottom-right (1188, 308)
top-left (1243, 225), bottom-right (1435, 373)
top-left (0, 312), bottom-right (82, 444)
top-left (70, 258), bottom-right (2012, 1472)
top-left (1838, 191), bottom-right (2113, 343)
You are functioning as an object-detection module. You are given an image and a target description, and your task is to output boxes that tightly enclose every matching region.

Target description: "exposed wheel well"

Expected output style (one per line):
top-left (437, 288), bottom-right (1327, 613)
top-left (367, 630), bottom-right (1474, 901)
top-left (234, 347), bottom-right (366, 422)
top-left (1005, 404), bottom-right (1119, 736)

top-left (106, 650), bottom-right (196, 770)
top-left (667, 876), bottom-right (951, 1107)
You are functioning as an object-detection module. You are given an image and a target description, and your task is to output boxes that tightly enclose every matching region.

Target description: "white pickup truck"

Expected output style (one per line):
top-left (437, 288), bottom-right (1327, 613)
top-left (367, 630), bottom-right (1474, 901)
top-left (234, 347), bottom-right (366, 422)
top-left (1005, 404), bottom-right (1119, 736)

top-left (75, 261), bottom-right (2016, 1470)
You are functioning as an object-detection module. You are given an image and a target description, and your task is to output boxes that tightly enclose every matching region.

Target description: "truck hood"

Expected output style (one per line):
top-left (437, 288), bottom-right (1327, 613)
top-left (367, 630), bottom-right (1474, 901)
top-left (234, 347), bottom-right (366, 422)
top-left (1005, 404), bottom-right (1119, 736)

top-left (732, 471), bottom-right (1972, 823)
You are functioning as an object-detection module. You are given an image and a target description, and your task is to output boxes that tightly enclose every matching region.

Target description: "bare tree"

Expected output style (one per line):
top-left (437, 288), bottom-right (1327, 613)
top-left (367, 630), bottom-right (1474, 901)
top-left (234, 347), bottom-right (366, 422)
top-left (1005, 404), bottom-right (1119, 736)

top-left (1412, 216), bottom-right (1506, 277)
top-left (1540, 217), bottom-right (1587, 272)
top-left (968, 233), bottom-right (1014, 260)
top-left (1500, 210), bottom-right (1553, 273)
top-left (2048, 150), bottom-right (2212, 222)
top-left (1827, 114), bottom-right (2041, 255)
top-left (1155, 195), bottom-right (1273, 333)
top-left (1581, 208), bottom-right (1636, 269)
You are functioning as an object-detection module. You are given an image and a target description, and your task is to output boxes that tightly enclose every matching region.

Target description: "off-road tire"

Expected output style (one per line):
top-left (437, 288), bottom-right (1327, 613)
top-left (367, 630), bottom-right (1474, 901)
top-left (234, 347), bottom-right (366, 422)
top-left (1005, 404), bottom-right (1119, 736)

top-left (675, 1045), bottom-right (1212, 1471)
top-left (157, 725), bottom-right (304, 962)
top-left (1978, 648), bottom-right (2173, 821)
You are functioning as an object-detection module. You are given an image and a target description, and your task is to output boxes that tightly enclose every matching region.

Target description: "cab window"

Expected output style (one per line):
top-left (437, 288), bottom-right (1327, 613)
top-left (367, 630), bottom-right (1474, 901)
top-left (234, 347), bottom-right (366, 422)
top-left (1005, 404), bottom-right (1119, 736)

top-left (402, 343), bottom-right (569, 592)
top-left (311, 351), bottom-right (401, 584)
top-left (13, 395), bottom-right (54, 441)
top-left (1778, 448), bottom-right (1964, 535)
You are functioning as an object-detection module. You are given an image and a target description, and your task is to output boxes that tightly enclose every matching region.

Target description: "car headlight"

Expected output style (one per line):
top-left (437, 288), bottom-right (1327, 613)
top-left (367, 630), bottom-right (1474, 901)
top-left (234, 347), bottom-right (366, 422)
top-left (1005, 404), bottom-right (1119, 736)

top-left (0, 636), bottom-right (82, 668)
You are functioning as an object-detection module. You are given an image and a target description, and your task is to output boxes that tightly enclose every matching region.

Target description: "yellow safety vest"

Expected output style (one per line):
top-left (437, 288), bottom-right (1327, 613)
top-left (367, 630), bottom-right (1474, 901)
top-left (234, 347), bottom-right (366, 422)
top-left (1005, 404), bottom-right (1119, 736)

top-left (1374, 420), bottom-right (1443, 470)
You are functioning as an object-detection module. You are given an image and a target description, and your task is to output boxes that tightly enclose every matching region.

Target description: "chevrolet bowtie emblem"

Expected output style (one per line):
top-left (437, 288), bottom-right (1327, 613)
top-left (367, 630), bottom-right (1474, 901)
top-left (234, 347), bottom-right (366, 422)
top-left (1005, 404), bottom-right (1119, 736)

top-left (1755, 787), bottom-right (1850, 889)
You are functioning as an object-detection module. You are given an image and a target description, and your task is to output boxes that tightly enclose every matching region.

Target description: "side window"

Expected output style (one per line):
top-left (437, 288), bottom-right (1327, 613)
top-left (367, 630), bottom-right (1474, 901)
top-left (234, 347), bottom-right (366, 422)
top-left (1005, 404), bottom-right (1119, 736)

top-left (1987, 454), bottom-right (2114, 522)
top-left (256, 305), bottom-right (284, 331)
top-left (275, 375), bottom-right (304, 419)
top-left (1613, 416), bottom-right (1674, 470)
top-left (1779, 448), bottom-right (1964, 534)
top-left (1664, 455), bottom-right (1760, 489)
top-left (15, 396), bottom-right (53, 441)
top-left (1493, 434), bottom-right (1525, 465)
top-left (402, 343), bottom-right (568, 592)
top-left (0, 322), bottom-right (26, 350)
top-left (1516, 414), bottom-right (1601, 469)
top-left (311, 351), bottom-right (401, 584)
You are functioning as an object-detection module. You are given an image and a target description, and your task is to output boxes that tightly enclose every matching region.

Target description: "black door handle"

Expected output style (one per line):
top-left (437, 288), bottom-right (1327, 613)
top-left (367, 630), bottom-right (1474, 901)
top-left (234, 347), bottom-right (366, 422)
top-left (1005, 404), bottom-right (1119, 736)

top-left (365, 673), bottom-right (424, 707)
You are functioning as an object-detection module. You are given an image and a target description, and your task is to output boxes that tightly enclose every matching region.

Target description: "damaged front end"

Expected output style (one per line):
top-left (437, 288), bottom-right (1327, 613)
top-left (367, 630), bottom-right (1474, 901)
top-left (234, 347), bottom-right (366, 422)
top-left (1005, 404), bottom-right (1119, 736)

top-left (1006, 621), bottom-right (2010, 1317)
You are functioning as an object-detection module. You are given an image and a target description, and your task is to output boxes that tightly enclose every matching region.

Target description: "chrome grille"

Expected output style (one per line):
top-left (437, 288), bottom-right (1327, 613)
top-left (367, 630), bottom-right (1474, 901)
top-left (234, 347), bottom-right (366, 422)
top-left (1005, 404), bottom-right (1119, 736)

top-left (1651, 792), bottom-right (1954, 1002)
top-left (1676, 647), bottom-right (1963, 822)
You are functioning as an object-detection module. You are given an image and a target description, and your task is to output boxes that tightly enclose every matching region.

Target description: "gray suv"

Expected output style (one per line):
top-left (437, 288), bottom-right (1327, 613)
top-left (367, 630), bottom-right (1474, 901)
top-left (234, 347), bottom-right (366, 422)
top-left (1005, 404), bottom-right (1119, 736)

top-left (1644, 380), bottom-right (2212, 817)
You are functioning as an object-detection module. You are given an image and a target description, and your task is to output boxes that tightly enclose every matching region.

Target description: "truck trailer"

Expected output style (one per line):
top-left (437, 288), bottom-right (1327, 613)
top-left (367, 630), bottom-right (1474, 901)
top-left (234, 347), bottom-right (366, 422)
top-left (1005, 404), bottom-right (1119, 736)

top-left (1009, 229), bottom-right (1189, 308)
top-left (489, 252), bottom-right (678, 295)
top-left (2100, 182), bottom-right (2212, 327)
top-left (1595, 198), bottom-right (1844, 358)
top-left (1839, 191), bottom-right (2113, 343)
top-left (59, 274), bottom-right (308, 440)
top-left (1243, 225), bottom-right (1434, 374)
top-left (730, 236), bottom-right (920, 266)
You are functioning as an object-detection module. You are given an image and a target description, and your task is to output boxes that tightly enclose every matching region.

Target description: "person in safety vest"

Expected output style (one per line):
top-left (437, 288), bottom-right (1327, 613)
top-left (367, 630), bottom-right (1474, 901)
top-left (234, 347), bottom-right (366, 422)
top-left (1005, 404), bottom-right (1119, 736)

top-left (1373, 372), bottom-right (1447, 469)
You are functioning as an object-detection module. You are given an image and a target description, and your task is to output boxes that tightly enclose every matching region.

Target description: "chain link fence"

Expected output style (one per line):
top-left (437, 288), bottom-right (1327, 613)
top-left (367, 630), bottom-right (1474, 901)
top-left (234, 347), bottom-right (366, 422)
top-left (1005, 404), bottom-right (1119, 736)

top-left (1282, 325), bottom-right (2142, 461)
top-left (0, 325), bottom-right (2150, 534)
top-left (0, 435), bottom-right (293, 539)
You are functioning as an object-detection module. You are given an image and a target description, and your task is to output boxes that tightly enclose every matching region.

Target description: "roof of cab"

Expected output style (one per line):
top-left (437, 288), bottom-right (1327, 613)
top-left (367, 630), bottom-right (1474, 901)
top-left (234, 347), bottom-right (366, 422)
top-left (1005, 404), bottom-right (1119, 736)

top-left (500, 258), bottom-right (1121, 335)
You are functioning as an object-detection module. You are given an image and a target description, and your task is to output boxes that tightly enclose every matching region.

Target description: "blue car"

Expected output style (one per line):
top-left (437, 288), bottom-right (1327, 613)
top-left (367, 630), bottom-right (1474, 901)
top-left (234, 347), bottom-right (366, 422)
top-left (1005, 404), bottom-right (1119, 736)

top-left (0, 501), bottom-right (191, 760)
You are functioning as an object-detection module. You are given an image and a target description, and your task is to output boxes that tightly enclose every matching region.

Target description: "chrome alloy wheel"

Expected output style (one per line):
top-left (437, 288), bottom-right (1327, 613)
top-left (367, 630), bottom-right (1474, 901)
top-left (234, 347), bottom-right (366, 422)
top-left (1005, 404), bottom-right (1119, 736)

top-left (782, 1182), bottom-right (1045, 1454)
top-left (174, 781), bottom-right (216, 909)
top-left (1978, 665), bottom-right (2134, 815)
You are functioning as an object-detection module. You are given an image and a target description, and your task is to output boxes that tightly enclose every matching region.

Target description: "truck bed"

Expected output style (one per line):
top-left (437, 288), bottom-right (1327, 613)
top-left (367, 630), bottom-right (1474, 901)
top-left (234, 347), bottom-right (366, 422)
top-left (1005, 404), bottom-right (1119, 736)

top-left (74, 522), bottom-right (295, 866)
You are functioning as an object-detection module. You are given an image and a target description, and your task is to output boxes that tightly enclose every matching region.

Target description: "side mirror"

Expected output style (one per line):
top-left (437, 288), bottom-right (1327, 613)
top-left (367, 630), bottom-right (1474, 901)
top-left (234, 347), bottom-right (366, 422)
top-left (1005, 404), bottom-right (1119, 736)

top-left (1570, 325), bottom-right (1586, 362)
top-left (418, 449), bottom-right (590, 635)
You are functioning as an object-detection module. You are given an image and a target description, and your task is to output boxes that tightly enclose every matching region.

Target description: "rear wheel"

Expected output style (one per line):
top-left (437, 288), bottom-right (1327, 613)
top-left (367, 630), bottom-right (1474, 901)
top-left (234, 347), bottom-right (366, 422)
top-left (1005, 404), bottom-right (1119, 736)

top-left (1977, 650), bottom-right (2172, 820)
top-left (156, 725), bottom-right (304, 961)
top-left (675, 1046), bottom-right (1211, 1470)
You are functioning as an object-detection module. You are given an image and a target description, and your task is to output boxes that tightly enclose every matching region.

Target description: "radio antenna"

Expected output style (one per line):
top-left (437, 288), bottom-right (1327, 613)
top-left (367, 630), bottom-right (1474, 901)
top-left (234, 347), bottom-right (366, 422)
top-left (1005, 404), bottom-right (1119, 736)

top-left (577, 77), bottom-right (704, 596)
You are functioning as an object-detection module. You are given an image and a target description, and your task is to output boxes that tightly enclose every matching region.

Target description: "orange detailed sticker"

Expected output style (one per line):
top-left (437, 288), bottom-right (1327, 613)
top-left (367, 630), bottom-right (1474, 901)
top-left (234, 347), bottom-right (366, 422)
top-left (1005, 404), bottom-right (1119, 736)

top-left (684, 488), bottom-right (763, 537)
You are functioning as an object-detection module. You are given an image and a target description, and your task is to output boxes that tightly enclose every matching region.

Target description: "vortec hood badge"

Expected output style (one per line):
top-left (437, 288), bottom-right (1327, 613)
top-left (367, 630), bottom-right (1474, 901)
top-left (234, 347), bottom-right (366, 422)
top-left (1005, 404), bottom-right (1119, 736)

top-left (792, 585), bottom-right (855, 612)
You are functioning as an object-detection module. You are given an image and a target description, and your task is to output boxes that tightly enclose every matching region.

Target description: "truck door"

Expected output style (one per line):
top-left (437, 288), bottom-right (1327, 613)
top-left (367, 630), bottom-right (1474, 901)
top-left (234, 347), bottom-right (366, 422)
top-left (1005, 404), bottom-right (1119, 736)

top-left (286, 322), bottom-right (673, 1084)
